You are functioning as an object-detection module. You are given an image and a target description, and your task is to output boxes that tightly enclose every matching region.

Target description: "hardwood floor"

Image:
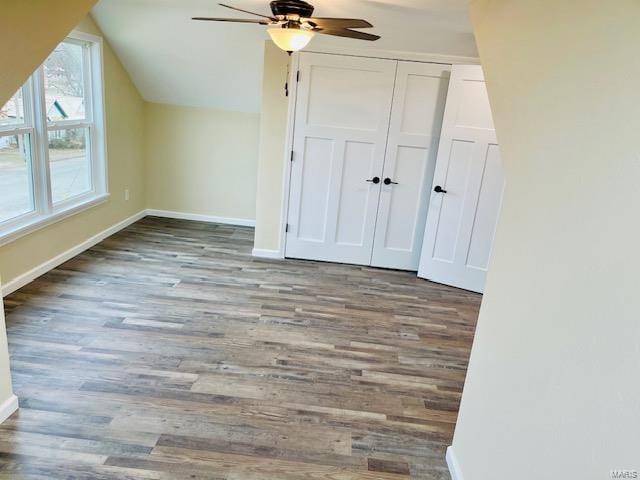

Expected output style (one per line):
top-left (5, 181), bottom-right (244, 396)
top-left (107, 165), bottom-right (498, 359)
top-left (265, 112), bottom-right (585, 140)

top-left (0, 217), bottom-right (481, 479)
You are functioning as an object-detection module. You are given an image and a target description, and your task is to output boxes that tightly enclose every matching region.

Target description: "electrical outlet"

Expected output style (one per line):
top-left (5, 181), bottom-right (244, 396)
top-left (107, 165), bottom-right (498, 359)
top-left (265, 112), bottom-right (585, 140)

top-left (124, 189), bottom-right (130, 201)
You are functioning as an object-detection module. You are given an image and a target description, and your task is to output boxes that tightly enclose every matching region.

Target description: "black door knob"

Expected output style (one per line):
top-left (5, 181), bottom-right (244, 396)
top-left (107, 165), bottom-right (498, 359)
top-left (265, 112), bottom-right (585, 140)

top-left (383, 178), bottom-right (398, 185)
top-left (434, 185), bottom-right (447, 193)
top-left (366, 176), bottom-right (380, 184)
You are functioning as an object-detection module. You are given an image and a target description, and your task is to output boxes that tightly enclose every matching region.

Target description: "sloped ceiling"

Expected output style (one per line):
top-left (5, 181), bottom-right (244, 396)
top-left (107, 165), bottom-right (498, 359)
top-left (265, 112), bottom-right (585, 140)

top-left (91, 0), bottom-right (477, 113)
top-left (1, 0), bottom-right (97, 105)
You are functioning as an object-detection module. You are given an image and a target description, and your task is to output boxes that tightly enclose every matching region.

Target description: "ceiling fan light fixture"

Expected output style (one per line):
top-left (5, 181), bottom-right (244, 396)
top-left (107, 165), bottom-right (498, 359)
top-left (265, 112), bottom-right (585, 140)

top-left (268, 27), bottom-right (315, 53)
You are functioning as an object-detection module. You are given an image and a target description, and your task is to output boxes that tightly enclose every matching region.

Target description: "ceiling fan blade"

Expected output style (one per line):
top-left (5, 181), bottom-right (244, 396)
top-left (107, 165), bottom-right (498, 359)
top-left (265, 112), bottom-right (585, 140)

top-left (192, 17), bottom-right (270, 24)
top-left (315, 28), bottom-right (381, 41)
top-left (218, 3), bottom-right (276, 20)
top-left (305, 18), bottom-right (373, 29)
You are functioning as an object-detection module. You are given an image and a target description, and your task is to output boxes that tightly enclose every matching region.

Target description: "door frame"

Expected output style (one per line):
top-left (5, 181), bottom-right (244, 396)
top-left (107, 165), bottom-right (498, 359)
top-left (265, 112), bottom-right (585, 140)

top-left (275, 49), bottom-right (480, 259)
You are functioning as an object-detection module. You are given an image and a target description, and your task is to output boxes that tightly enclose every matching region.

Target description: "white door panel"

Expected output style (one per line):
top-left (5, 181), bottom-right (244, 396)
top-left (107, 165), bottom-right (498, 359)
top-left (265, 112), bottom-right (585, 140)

top-left (419, 65), bottom-right (505, 293)
top-left (431, 139), bottom-right (474, 263)
top-left (306, 65), bottom-right (391, 131)
top-left (296, 136), bottom-right (334, 242)
top-left (335, 141), bottom-right (377, 246)
top-left (371, 62), bottom-right (451, 270)
top-left (467, 143), bottom-right (504, 270)
top-left (286, 53), bottom-right (397, 265)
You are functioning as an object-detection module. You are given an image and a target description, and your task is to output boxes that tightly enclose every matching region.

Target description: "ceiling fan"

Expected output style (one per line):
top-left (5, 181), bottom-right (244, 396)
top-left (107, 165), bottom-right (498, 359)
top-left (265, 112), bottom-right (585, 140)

top-left (193, 1), bottom-right (380, 54)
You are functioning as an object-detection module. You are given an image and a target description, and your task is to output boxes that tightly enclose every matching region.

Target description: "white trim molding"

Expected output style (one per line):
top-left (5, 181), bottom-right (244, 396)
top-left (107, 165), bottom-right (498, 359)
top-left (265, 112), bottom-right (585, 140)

top-left (146, 209), bottom-right (256, 228)
top-left (0, 194), bottom-right (110, 248)
top-left (305, 46), bottom-right (480, 65)
top-left (1, 210), bottom-right (146, 297)
top-left (0, 395), bottom-right (19, 424)
top-left (252, 248), bottom-right (283, 259)
top-left (277, 52), bottom-right (301, 258)
top-left (446, 446), bottom-right (465, 480)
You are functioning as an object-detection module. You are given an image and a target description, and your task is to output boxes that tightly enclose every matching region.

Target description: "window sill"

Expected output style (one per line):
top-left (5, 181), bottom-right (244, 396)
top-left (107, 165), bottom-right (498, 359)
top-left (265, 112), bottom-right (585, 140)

top-left (0, 193), bottom-right (110, 248)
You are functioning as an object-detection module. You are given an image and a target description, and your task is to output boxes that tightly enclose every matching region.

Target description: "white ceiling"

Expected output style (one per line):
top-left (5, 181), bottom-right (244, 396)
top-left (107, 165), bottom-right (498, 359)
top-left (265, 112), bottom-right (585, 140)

top-left (91, 0), bottom-right (477, 113)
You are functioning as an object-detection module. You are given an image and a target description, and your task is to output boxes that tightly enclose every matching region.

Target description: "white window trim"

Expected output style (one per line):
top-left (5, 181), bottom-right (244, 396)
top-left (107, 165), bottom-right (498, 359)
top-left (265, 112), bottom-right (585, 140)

top-left (0, 30), bottom-right (109, 247)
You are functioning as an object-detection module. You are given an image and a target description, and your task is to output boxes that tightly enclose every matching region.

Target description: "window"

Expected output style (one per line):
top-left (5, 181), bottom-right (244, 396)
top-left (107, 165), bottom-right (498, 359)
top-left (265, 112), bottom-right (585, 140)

top-left (0, 31), bottom-right (107, 244)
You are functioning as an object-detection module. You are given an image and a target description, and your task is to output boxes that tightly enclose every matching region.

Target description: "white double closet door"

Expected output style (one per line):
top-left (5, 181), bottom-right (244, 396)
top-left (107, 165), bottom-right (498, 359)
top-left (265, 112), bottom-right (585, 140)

top-left (285, 52), bottom-right (450, 270)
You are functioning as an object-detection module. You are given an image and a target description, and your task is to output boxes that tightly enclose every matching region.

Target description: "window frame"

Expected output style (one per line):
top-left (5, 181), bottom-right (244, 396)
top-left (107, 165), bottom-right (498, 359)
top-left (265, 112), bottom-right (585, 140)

top-left (0, 30), bottom-right (109, 247)
top-left (0, 80), bottom-right (39, 231)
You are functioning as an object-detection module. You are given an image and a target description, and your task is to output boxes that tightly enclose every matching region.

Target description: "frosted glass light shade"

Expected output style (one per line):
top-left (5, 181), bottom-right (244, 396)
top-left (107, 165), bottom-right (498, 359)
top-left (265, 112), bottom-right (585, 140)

top-left (268, 27), bottom-right (315, 53)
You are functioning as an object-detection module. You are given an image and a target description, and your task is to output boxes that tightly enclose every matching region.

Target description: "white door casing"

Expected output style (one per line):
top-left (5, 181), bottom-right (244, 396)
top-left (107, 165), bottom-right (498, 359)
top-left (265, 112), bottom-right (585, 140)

top-left (371, 62), bottom-right (451, 270)
top-left (418, 65), bottom-right (505, 293)
top-left (285, 53), bottom-right (397, 265)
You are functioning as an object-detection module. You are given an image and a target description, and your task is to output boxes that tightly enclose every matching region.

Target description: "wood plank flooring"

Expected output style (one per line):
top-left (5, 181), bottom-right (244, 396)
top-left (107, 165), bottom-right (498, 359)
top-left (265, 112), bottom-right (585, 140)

top-left (0, 217), bottom-right (481, 479)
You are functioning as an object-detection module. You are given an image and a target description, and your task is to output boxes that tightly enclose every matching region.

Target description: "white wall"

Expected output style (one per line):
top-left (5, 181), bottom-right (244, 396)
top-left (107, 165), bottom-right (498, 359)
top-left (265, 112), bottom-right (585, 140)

top-left (451, 1), bottom-right (640, 478)
top-left (91, 0), bottom-right (477, 113)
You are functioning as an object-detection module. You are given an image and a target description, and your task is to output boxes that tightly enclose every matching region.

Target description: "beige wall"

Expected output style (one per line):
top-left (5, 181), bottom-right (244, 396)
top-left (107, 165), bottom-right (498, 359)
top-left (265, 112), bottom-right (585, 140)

top-left (0, 0), bottom-right (97, 105)
top-left (254, 42), bottom-right (291, 252)
top-left (0, 302), bottom-right (11, 405)
top-left (0, 0), bottom-right (101, 413)
top-left (451, 1), bottom-right (640, 478)
top-left (145, 102), bottom-right (259, 222)
top-left (0, 14), bottom-right (146, 285)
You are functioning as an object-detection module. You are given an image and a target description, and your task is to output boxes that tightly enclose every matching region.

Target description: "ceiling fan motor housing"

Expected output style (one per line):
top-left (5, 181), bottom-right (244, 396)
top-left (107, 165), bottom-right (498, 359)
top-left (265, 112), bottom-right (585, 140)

top-left (270, 0), bottom-right (315, 19)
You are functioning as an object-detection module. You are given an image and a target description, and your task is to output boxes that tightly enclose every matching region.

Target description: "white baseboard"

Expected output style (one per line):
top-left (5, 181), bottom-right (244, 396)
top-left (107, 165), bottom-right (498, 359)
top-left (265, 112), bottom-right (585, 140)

top-left (146, 209), bottom-right (255, 227)
top-left (446, 446), bottom-right (465, 480)
top-left (252, 248), bottom-right (283, 259)
top-left (0, 395), bottom-right (18, 424)
top-left (2, 210), bottom-right (146, 297)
